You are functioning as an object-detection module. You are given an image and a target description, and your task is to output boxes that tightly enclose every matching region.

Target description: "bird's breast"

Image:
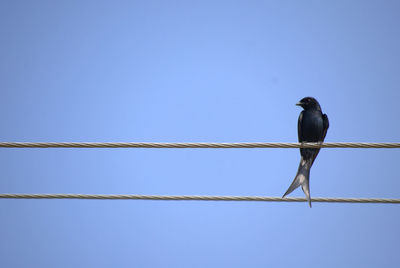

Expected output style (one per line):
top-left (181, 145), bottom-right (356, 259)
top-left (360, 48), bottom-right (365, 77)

top-left (299, 110), bottom-right (324, 142)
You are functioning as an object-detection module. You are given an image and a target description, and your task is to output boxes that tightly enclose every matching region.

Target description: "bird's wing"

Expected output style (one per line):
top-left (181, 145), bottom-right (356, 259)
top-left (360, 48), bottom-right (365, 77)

top-left (310, 113), bottom-right (329, 166)
top-left (322, 113), bottom-right (329, 141)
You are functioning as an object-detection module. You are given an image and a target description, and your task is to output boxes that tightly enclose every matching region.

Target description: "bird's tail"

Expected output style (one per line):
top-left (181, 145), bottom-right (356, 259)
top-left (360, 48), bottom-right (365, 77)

top-left (282, 157), bottom-right (312, 207)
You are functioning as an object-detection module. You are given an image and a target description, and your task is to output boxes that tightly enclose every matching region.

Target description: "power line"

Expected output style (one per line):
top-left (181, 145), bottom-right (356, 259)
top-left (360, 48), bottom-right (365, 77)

top-left (1, 142), bottom-right (398, 205)
top-left (0, 194), bottom-right (399, 204)
top-left (0, 142), bottom-right (399, 148)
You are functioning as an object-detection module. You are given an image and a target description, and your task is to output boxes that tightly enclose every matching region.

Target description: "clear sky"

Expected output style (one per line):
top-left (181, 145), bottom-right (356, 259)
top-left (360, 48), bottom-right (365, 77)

top-left (1, 1), bottom-right (400, 267)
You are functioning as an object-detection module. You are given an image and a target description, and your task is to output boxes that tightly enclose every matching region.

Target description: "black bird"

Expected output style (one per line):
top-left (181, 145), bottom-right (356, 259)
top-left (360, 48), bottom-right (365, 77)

top-left (282, 97), bottom-right (329, 207)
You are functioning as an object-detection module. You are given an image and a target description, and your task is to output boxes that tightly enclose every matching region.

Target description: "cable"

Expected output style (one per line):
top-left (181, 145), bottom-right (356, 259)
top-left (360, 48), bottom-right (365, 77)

top-left (0, 142), bottom-right (399, 148)
top-left (1, 142), bottom-right (398, 204)
top-left (0, 194), bottom-right (399, 204)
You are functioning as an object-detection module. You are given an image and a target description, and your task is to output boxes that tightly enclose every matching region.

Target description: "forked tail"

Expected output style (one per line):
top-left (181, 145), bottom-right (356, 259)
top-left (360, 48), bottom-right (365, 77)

top-left (282, 157), bottom-right (312, 207)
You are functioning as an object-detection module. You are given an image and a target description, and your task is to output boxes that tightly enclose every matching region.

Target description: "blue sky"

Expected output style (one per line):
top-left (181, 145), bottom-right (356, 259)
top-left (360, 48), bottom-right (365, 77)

top-left (1, 1), bottom-right (400, 267)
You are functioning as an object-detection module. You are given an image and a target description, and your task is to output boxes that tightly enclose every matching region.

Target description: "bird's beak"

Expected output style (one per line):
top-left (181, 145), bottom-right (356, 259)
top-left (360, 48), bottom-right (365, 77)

top-left (296, 102), bottom-right (302, 106)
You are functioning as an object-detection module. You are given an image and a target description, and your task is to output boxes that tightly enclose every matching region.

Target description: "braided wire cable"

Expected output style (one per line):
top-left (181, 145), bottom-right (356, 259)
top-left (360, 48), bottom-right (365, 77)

top-left (0, 194), bottom-right (399, 204)
top-left (0, 142), bottom-right (399, 148)
top-left (1, 142), bottom-right (399, 204)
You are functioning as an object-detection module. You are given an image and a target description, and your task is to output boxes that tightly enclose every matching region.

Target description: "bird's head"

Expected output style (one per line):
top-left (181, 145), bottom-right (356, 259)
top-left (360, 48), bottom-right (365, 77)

top-left (296, 97), bottom-right (321, 110)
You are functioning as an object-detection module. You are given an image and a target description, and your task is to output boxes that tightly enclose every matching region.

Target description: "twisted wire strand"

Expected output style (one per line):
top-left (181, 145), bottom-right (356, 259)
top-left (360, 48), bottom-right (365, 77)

top-left (0, 194), bottom-right (399, 204)
top-left (0, 142), bottom-right (399, 148)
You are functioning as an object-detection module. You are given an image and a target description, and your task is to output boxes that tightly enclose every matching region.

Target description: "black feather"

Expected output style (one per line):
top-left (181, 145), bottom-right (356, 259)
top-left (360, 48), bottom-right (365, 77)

top-left (282, 97), bottom-right (329, 207)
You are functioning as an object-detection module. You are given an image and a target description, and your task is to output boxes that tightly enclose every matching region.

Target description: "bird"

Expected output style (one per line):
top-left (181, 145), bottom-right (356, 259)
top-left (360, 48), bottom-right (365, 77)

top-left (282, 97), bottom-right (329, 207)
